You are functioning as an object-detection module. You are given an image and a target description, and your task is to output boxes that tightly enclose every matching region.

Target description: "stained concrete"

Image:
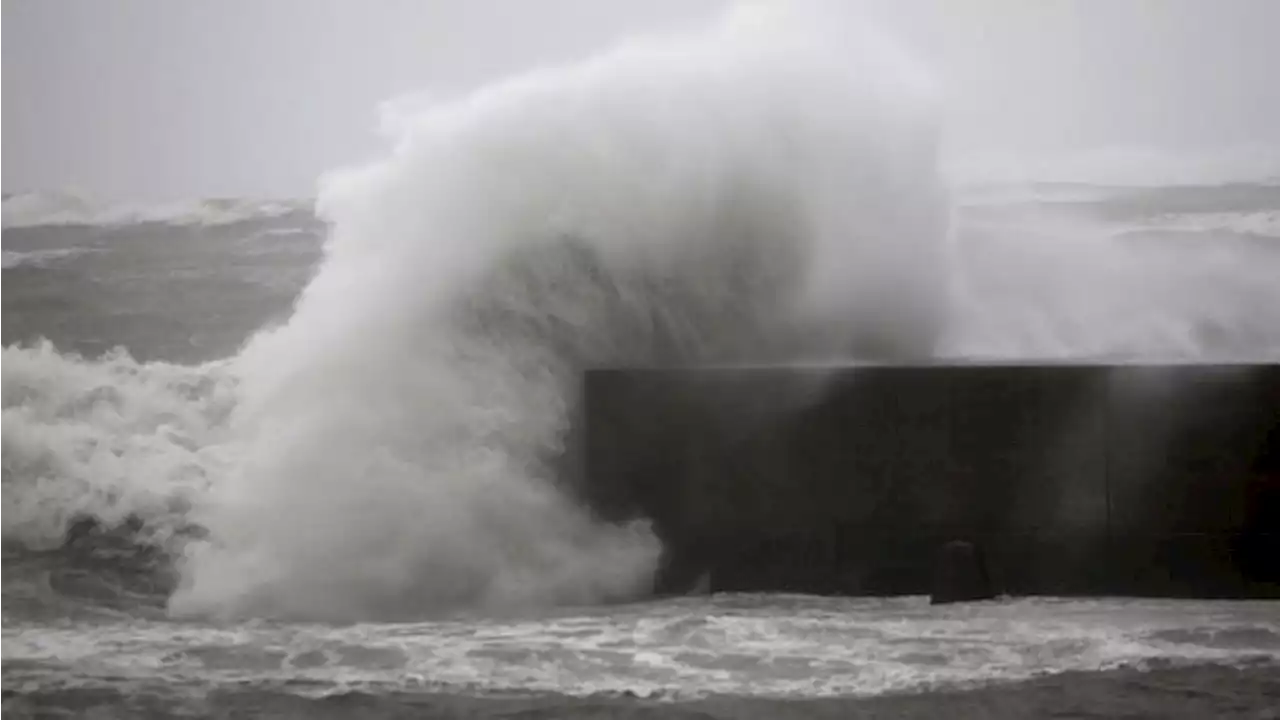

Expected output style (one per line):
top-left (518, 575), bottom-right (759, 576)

top-left (579, 364), bottom-right (1280, 598)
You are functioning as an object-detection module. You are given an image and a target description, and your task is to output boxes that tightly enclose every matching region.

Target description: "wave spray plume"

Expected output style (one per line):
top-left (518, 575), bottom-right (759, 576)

top-left (169, 3), bottom-right (951, 620)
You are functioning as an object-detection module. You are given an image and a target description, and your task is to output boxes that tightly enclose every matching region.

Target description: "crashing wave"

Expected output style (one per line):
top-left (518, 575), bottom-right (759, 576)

top-left (1, 341), bottom-right (236, 552)
top-left (2, 247), bottom-right (102, 270)
top-left (166, 3), bottom-right (949, 622)
top-left (1134, 211), bottom-right (1280, 239)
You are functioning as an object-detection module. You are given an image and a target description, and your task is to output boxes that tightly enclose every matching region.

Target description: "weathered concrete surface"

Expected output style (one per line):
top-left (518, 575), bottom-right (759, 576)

top-left (579, 364), bottom-right (1279, 598)
top-left (930, 540), bottom-right (996, 604)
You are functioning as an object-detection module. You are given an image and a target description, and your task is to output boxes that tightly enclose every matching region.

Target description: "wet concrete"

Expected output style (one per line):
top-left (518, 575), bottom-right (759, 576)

top-left (579, 364), bottom-right (1280, 598)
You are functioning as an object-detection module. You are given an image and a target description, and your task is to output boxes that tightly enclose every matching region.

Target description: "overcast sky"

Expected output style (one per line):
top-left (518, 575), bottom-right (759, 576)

top-left (5, 0), bottom-right (1280, 201)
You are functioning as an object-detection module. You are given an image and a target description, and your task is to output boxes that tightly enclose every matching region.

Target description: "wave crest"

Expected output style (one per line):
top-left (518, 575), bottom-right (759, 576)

top-left (1, 191), bottom-right (310, 230)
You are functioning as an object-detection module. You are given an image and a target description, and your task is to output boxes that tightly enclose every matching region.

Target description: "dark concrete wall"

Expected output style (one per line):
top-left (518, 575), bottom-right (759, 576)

top-left (579, 364), bottom-right (1280, 598)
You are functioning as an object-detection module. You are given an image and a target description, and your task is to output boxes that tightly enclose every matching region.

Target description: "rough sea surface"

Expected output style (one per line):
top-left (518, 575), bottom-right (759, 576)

top-left (5, 181), bottom-right (1279, 718)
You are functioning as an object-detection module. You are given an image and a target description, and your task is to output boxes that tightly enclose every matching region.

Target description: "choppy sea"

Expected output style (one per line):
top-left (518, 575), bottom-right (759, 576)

top-left (5, 181), bottom-right (1279, 718)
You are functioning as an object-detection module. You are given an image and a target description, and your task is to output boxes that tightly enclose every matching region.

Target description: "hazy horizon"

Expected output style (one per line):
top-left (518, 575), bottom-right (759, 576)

top-left (6, 0), bottom-right (1280, 202)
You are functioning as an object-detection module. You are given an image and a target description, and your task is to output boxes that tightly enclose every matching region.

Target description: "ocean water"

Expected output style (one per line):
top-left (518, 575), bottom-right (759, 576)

top-left (3, 4), bottom-right (1280, 717)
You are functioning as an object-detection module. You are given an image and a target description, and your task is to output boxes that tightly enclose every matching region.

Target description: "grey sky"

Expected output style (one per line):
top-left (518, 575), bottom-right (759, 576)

top-left (5, 0), bottom-right (1280, 201)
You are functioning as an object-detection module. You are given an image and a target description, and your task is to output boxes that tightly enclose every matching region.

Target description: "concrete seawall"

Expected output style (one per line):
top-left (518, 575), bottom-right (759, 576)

top-left (578, 364), bottom-right (1280, 598)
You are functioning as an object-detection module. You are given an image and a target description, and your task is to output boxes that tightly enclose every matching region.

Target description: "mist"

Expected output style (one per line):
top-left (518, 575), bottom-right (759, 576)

top-left (5, 0), bottom-right (1280, 202)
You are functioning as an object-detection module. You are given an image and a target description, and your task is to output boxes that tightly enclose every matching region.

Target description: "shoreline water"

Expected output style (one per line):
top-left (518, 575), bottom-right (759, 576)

top-left (5, 662), bottom-right (1278, 719)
